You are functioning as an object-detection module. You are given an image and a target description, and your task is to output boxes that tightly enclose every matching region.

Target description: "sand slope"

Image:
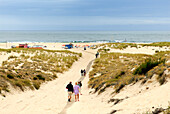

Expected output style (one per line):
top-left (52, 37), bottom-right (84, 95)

top-left (112, 77), bottom-right (170, 114)
top-left (0, 49), bottom-right (96, 114)
top-left (0, 43), bottom-right (169, 114)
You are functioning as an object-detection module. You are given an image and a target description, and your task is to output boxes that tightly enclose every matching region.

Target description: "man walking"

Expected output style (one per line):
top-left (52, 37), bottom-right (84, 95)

top-left (66, 81), bottom-right (74, 102)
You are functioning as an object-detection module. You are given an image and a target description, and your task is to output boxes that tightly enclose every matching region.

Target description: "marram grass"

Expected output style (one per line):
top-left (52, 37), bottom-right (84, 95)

top-left (0, 48), bottom-right (81, 93)
top-left (89, 50), bottom-right (170, 94)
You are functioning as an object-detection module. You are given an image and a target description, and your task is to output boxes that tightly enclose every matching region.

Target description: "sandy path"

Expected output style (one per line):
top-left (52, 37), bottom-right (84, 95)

top-left (59, 57), bottom-right (94, 114)
top-left (0, 49), bottom-right (96, 114)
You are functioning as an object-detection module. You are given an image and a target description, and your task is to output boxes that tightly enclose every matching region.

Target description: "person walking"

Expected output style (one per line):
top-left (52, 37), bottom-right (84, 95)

top-left (66, 81), bottom-right (74, 102)
top-left (96, 51), bottom-right (99, 58)
top-left (83, 69), bottom-right (86, 76)
top-left (74, 82), bottom-right (80, 102)
top-left (78, 81), bottom-right (82, 95)
top-left (81, 69), bottom-right (84, 76)
top-left (84, 46), bottom-right (86, 50)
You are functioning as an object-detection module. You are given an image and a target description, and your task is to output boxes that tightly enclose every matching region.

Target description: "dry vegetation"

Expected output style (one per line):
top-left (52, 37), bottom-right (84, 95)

top-left (92, 42), bottom-right (170, 50)
top-left (89, 48), bottom-right (170, 94)
top-left (0, 48), bottom-right (82, 94)
top-left (139, 42), bottom-right (170, 47)
top-left (91, 43), bottom-right (138, 50)
top-left (144, 102), bottom-right (170, 114)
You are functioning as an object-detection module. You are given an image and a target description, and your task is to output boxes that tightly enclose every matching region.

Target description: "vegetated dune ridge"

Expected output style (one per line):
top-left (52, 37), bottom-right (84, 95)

top-left (0, 46), bottom-right (96, 114)
top-left (66, 43), bottom-right (170, 114)
top-left (0, 42), bottom-right (169, 114)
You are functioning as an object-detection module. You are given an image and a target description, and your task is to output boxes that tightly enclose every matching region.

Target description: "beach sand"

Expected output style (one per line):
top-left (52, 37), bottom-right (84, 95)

top-left (0, 42), bottom-right (169, 114)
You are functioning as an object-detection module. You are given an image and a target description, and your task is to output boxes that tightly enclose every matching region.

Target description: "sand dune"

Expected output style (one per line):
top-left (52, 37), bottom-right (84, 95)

top-left (0, 48), bottom-right (96, 114)
top-left (0, 43), bottom-right (169, 114)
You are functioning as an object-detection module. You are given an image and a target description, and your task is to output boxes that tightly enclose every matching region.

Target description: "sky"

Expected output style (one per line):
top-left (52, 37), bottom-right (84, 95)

top-left (0, 0), bottom-right (170, 30)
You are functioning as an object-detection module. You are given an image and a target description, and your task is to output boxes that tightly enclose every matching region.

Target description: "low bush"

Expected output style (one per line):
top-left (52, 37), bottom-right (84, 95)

top-left (133, 58), bottom-right (165, 75)
top-left (36, 75), bottom-right (45, 81)
top-left (7, 73), bottom-right (15, 79)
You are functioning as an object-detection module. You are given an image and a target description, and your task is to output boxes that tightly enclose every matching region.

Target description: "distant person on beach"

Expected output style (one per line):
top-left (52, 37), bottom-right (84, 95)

top-left (96, 51), bottom-right (99, 58)
top-left (66, 82), bottom-right (74, 102)
top-left (84, 46), bottom-right (86, 50)
top-left (78, 81), bottom-right (82, 95)
top-left (74, 82), bottom-right (80, 102)
top-left (83, 69), bottom-right (86, 76)
top-left (81, 69), bottom-right (84, 76)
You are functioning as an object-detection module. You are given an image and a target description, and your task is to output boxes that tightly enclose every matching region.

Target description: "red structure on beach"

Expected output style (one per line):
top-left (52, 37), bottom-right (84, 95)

top-left (19, 44), bottom-right (28, 48)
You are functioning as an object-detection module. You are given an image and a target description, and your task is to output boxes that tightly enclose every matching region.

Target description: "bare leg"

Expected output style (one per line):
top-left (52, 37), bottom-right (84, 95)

top-left (75, 95), bottom-right (77, 102)
top-left (68, 96), bottom-right (70, 102)
top-left (77, 94), bottom-right (79, 101)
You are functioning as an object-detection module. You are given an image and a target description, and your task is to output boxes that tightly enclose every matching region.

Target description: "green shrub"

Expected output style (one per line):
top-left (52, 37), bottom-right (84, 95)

top-left (33, 77), bottom-right (38, 80)
top-left (133, 58), bottom-right (165, 75)
top-left (36, 75), bottom-right (45, 81)
top-left (7, 73), bottom-right (14, 79)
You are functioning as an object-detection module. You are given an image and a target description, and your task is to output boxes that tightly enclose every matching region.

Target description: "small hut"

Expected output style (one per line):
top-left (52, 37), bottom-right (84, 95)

top-left (65, 43), bottom-right (73, 49)
top-left (19, 44), bottom-right (28, 48)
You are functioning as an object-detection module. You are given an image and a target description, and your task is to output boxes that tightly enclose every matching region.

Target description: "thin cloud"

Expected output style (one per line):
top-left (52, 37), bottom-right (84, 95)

top-left (1, 16), bottom-right (170, 26)
top-left (0, 0), bottom-right (170, 30)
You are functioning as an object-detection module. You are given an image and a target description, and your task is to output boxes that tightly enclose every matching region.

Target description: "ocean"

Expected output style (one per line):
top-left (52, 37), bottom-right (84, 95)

top-left (0, 31), bottom-right (170, 43)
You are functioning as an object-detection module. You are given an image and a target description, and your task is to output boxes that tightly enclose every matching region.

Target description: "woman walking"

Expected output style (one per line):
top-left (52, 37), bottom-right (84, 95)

top-left (78, 81), bottom-right (82, 95)
top-left (74, 82), bottom-right (80, 102)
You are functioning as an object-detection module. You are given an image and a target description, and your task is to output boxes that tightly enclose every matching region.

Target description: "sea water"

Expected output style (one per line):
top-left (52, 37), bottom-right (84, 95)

top-left (0, 31), bottom-right (170, 43)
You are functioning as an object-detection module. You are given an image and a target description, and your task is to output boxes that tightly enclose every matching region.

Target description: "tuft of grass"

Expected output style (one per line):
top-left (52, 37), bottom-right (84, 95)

top-left (8, 55), bottom-right (17, 60)
top-left (14, 81), bottom-right (24, 91)
top-left (163, 103), bottom-right (170, 114)
top-left (158, 76), bottom-right (166, 85)
top-left (115, 84), bottom-right (125, 93)
top-left (33, 81), bottom-right (40, 90)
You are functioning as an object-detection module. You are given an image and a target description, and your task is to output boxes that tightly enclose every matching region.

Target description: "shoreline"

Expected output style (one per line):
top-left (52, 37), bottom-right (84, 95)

top-left (0, 41), bottom-right (168, 44)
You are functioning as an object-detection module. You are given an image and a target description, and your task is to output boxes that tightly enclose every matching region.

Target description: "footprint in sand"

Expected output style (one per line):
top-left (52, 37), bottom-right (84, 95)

top-left (17, 100), bottom-right (23, 103)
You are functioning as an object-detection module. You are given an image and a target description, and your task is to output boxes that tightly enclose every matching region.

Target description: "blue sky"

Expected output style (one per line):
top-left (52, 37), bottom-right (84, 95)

top-left (0, 0), bottom-right (170, 30)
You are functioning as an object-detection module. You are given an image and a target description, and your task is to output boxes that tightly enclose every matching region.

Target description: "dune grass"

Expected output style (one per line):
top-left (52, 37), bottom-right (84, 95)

top-left (0, 48), bottom-right (81, 93)
top-left (88, 50), bottom-right (170, 94)
top-left (163, 103), bottom-right (170, 114)
top-left (140, 42), bottom-right (170, 47)
top-left (92, 42), bottom-right (169, 51)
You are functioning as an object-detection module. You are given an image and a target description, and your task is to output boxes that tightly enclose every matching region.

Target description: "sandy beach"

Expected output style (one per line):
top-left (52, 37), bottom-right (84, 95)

top-left (0, 42), bottom-right (169, 114)
top-left (1, 0), bottom-right (170, 113)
